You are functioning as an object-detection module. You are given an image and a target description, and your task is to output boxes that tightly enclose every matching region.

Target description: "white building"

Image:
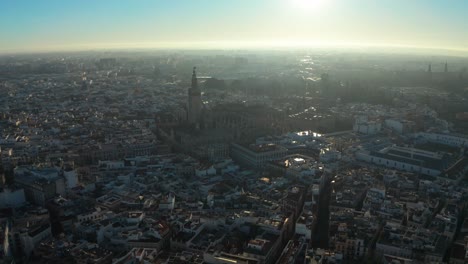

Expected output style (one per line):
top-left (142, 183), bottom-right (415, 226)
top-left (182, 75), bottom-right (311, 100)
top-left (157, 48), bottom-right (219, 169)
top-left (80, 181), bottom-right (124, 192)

top-left (13, 223), bottom-right (52, 257)
top-left (385, 119), bottom-right (414, 134)
top-left (416, 132), bottom-right (468, 148)
top-left (195, 165), bottom-right (216, 177)
top-left (63, 169), bottom-right (78, 189)
top-left (356, 146), bottom-right (446, 177)
top-left (353, 116), bottom-right (382, 135)
top-left (0, 188), bottom-right (26, 208)
top-left (159, 193), bottom-right (175, 210)
top-left (98, 160), bottom-right (125, 170)
top-left (77, 207), bottom-right (105, 223)
top-left (320, 149), bottom-right (341, 163)
top-left (231, 143), bottom-right (288, 169)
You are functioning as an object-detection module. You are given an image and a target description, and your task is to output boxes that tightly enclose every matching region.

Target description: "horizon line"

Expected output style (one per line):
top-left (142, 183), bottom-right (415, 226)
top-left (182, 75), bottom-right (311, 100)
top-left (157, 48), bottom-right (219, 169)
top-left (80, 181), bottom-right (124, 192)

top-left (1, 41), bottom-right (468, 57)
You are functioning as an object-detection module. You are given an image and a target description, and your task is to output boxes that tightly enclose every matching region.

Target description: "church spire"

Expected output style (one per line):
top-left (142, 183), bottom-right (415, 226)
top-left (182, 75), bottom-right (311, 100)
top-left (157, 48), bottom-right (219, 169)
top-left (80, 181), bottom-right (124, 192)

top-left (191, 66), bottom-right (198, 89)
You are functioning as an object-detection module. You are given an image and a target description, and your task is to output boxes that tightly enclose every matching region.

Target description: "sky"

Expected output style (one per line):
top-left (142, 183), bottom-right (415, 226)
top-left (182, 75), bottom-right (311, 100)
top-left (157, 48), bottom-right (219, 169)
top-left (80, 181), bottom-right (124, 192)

top-left (1, 0), bottom-right (468, 54)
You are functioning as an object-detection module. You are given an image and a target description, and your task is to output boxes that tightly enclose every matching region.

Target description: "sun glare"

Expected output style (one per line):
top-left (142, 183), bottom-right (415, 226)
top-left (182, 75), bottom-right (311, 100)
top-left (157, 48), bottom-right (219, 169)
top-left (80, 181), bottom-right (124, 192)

top-left (292, 0), bottom-right (326, 11)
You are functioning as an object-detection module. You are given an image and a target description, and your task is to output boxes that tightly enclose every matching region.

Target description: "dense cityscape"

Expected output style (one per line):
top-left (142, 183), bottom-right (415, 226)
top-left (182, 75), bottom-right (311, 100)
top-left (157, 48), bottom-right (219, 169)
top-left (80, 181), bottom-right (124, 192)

top-left (2, 0), bottom-right (468, 263)
top-left (0, 50), bottom-right (468, 264)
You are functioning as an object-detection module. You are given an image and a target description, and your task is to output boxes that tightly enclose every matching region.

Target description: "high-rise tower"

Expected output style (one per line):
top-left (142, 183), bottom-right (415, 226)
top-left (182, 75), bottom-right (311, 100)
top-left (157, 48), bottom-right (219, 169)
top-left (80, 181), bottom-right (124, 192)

top-left (187, 67), bottom-right (202, 124)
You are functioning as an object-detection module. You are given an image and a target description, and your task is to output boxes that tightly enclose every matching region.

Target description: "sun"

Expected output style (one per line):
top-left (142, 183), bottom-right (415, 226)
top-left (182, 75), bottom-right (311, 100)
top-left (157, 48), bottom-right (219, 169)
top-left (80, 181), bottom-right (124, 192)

top-left (292, 0), bottom-right (327, 11)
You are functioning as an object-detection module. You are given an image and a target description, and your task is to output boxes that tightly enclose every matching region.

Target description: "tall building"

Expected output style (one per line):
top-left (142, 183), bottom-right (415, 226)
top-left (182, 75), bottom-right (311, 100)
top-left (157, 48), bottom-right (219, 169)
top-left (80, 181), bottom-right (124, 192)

top-left (187, 67), bottom-right (202, 125)
top-left (81, 72), bottom-right (88, 91)
top-left (427, 63), bottom-right (432, 81)
top-left (445, 61), bottom-right (448, 73)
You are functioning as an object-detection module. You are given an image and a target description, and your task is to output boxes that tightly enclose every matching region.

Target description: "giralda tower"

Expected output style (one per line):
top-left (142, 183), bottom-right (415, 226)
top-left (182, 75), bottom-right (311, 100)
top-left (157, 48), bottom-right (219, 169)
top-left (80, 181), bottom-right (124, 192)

top-left (187, 67), bottom-right (202, 124)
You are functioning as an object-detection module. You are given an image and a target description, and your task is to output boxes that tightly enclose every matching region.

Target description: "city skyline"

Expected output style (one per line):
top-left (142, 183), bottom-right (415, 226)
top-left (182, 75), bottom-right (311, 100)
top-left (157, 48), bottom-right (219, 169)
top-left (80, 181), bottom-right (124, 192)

top-left (1, 0), bottom-right (468, 55)
top-left (2, 1), bottom-right (468, 262)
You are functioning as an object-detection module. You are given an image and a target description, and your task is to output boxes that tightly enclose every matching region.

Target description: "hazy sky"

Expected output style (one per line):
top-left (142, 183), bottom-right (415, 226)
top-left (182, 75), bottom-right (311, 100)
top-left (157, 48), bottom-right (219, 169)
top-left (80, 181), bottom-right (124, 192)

top-left (1, 0), bottom-right (468, 54)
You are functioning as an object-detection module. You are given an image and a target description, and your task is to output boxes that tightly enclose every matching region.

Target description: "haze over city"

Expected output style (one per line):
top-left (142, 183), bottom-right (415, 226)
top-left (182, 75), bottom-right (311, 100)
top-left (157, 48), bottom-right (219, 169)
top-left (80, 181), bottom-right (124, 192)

top-left (2, 1), bottom-right (468, 264)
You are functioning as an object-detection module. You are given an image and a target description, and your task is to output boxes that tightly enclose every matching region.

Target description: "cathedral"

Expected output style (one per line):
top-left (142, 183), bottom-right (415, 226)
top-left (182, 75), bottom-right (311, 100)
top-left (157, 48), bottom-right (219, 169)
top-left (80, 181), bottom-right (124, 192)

top-left (157, 67), bottom-right (287, 161)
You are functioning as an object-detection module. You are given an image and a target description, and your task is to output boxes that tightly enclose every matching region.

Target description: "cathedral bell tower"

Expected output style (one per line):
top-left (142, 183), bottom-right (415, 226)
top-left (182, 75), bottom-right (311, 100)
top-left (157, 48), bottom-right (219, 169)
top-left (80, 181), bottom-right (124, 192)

top-left (187, 67), bottom-right (202, 125)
